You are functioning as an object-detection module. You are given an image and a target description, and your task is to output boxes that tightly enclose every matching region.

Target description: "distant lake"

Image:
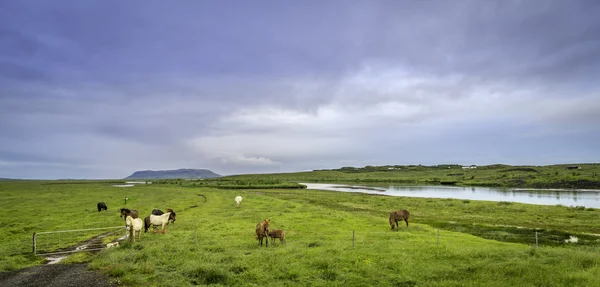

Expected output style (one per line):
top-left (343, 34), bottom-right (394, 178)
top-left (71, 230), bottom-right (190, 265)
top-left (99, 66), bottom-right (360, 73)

top-left (302, 183), bottom-right (600, 208)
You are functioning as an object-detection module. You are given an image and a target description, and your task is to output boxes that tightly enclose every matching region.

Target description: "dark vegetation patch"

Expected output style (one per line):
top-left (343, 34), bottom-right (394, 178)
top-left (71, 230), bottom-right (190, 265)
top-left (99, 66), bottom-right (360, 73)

top-left (184, 265), bottom-right (230, 285)
top-left (499, 167), bottom-right (539, 173)
top-left (532, 180), bottom-right (600, 189)
top-left (429, 222), bottom-right (600, 246)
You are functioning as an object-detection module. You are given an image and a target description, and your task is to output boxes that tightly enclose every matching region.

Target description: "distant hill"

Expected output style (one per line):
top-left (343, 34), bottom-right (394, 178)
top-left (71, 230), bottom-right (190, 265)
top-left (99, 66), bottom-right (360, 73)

top-left (124, 169), bottom-right (221, 179)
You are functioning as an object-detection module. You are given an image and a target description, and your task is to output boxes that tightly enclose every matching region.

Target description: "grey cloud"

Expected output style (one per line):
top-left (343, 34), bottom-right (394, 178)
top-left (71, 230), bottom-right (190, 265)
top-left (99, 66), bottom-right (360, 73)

top-left (1, 1), bottom-right (599, 178)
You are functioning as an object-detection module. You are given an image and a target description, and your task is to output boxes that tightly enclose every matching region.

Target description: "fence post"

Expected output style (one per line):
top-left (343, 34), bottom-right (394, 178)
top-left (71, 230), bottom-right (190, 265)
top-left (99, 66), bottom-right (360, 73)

top-left (32, 232), bottom-right (36, 255)
top-left (352, 231), bottom-right (355, 248)
top-left (535, 231), bottom-right (538, 247)
top-left (436, 229), bottom-right (439, 247)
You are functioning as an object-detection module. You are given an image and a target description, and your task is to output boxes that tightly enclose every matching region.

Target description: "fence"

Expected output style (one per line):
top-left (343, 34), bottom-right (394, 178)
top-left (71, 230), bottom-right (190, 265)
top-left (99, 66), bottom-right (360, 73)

top-left (186, 225), bottom-right (586, 250)
top-left (33, 226), bottom-right (126, 256)
top-left (0, 225), bottom-right (588, 259)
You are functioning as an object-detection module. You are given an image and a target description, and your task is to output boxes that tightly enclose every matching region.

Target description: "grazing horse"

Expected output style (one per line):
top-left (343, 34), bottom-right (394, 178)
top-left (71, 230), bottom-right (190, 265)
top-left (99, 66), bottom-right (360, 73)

top-left (148, 211), bottom-right (176, 234)
top-left (255, 219), bottom-right (271, 247)
top-left (97, 202), bottom-right (107, 212)
top-left (389, 209), bottom-right (410, 230)
top-left (234, 196), bottom-right (243, 207)
top-left (120, 208), bottom-right (139, 221)
top-left (125, 215), bottom-right (144, 242)
top-left (268, 229), bottom-right (286, 246)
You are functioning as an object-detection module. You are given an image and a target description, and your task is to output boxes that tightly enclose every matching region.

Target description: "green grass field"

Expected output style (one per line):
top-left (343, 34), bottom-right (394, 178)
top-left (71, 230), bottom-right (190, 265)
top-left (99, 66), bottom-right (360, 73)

top-left (216, 163), bottom-right (600, 189)
top-left (1, 180), bottom-right (600, 286)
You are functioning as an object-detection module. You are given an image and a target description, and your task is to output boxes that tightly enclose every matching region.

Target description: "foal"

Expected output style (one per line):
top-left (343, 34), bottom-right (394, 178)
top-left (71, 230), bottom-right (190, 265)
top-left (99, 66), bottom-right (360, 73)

top-left (268, 229), bottom-right (286, 245)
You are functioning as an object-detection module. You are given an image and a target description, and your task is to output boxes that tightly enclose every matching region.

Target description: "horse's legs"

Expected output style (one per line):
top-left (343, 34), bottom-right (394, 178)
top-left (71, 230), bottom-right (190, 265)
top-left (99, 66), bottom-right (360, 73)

top-left (404, 218), bottom-right (409, 227)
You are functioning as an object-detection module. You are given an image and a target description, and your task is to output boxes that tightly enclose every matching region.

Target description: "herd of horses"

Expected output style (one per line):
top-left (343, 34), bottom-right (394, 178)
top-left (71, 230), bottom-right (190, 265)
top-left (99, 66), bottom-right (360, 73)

top-left (96, 205), bottom-right (177, 242)
top-left (97, 195), bottom-right (410, 247)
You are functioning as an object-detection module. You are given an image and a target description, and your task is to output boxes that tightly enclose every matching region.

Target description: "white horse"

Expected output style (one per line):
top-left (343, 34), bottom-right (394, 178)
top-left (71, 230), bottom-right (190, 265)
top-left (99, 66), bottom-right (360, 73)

top-left (125, 215), bottom-right (143, 242)
top-left (234, 196), bottom-right (243, 207)
top-left (149, 211), bottom-right (175, 234)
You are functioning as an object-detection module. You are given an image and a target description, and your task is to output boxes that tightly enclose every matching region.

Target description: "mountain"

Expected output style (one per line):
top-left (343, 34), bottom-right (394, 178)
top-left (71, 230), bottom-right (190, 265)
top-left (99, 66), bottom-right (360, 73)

top-left (124, 169), bottom-right (221, 179)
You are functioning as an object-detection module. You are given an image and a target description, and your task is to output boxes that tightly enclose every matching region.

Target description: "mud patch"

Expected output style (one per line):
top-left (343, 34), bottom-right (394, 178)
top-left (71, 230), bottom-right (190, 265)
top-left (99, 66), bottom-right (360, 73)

top-left (0, 263), bottom-right (117, 287)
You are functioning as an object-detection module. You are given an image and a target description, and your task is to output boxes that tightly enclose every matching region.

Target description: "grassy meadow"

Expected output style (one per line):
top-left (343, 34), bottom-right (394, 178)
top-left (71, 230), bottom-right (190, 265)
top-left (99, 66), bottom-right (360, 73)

top-left (217, 163), bottom-right (600, 189)
top-left (1, 180), bottom-right (600, 286)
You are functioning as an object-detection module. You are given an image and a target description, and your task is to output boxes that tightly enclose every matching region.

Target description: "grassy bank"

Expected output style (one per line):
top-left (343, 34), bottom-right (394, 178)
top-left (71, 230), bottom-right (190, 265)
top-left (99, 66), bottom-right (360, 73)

top-left (221, 163), bottom-right (600, 189)
top-left (1, 180), bottom-right (600, 286)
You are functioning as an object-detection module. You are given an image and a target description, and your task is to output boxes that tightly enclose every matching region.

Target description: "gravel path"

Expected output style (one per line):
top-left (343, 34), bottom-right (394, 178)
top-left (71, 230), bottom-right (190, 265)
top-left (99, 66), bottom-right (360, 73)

top-left (0, 264), bottom-right (117, 287)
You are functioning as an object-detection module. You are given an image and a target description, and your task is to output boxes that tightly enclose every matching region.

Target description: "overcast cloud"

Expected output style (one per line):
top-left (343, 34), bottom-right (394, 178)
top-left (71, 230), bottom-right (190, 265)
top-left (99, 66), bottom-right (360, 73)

top-left (1, 0), bottom-right (599, 179)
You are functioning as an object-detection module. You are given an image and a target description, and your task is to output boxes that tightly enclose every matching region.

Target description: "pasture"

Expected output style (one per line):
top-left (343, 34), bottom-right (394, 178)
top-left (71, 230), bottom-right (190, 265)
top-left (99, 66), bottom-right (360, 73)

top-left (1, 180), bottom-right (600, 286)
top-left (215, 163), bottom-right (600, 189)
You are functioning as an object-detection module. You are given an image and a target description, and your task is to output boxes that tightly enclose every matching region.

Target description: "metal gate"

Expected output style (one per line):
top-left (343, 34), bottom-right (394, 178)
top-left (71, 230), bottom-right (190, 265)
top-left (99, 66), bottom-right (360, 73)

top-left (33, 226), bottom-right (125, 256)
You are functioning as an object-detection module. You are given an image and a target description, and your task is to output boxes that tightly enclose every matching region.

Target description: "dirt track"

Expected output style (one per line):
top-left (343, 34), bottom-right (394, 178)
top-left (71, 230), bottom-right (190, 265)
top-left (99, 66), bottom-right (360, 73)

top-left (0, 264), bottom-right (117, 287)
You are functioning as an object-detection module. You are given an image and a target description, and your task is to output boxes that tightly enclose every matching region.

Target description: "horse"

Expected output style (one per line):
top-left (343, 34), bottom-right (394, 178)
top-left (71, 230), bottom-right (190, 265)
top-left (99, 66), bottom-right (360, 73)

top-left (389, 209), bottom-right (410, 230)
top-left (120, 208), bottom-right (139, 221)
top-left (268, 229), bottom-right (286, 246)
top-left (234, 196), bottom-right (242, 207)
top-left (97, 202), bottom-right (107, 212)
top-left (125, 215), bottom-right (144, 242)
top-left (255, 219), bottom-right (271, 247)
top-left (148, 211), bottom-right (176, 234)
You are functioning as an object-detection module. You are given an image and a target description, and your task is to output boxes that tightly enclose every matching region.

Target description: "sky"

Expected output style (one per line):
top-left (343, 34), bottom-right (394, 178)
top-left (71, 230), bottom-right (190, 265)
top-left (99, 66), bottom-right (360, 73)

top-left (1, 1), bottom-right (599, 179)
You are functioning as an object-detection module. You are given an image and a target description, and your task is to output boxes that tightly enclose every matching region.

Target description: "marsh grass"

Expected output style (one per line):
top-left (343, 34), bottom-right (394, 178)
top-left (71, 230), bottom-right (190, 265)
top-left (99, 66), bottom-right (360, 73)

top-left (1, 181), bottom-right (600, 286)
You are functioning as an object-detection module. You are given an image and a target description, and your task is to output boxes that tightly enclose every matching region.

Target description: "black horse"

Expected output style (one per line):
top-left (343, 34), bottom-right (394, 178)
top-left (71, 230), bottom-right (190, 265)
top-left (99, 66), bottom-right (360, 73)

top-left (97, 202), bottom-right (108, 212)
top-left (152, 209), bottom-right (164, 215)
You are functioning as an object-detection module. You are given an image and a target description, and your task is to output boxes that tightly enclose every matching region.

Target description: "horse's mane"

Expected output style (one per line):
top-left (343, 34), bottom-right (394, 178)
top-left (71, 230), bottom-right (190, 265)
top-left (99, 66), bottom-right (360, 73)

top-left (120, 208), bottom-right (131, 213)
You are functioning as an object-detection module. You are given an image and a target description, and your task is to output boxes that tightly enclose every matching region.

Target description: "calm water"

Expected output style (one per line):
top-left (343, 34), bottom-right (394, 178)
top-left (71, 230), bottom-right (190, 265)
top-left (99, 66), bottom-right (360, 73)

top-left (302, 183), bottom-right (600, 208)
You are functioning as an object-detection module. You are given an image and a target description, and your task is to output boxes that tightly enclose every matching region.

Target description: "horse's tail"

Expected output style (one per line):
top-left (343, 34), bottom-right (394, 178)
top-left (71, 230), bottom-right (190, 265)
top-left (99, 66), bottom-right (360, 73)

top-left (144, 216), bottom-right (150, 232)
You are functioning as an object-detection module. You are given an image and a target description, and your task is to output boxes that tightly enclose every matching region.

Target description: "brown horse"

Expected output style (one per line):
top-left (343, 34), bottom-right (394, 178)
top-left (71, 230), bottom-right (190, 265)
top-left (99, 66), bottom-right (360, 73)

top-left (389, 209), bottom-right (410, 230)
top-left (255, 219), bottom-right (271, 247)
top-left (268, 229), bottom-right (286, 245)
top-left (120, 208), bottom-right (139, 221)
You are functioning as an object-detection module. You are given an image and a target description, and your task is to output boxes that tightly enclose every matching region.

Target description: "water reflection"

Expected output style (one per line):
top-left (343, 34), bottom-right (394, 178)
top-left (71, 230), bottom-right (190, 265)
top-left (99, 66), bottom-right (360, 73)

top-left (302, 183), bottom-right (600, 208)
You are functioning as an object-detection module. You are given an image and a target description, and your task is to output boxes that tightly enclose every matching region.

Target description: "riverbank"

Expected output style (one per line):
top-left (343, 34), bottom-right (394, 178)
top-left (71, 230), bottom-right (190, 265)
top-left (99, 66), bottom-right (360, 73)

top-left (220, 163), bottom-right (600, 189)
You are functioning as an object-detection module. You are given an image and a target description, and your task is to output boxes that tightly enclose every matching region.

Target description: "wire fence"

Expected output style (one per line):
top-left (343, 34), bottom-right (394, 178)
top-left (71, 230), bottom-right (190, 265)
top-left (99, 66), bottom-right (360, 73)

top-left (33, 226), bottom-right (126, 256)
top-left (0, 226), bottom-right (592, 258)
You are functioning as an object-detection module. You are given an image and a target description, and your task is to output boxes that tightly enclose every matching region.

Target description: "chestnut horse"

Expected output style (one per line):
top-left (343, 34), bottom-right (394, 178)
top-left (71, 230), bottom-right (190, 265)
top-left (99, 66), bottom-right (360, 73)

top-left (120, 208), bottom-right (138, 221)
top-left (389, 209), bottom-right (410, 230)
top-left (255, 219), bottom-right (271, 247)
top-left (268, 229), bottom-right (286, 245)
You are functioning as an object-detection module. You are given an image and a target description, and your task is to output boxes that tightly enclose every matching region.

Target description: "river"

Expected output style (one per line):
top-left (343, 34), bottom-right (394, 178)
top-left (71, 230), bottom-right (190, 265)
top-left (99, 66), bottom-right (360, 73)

top-left (302, 183), bottom-right (600, 208)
